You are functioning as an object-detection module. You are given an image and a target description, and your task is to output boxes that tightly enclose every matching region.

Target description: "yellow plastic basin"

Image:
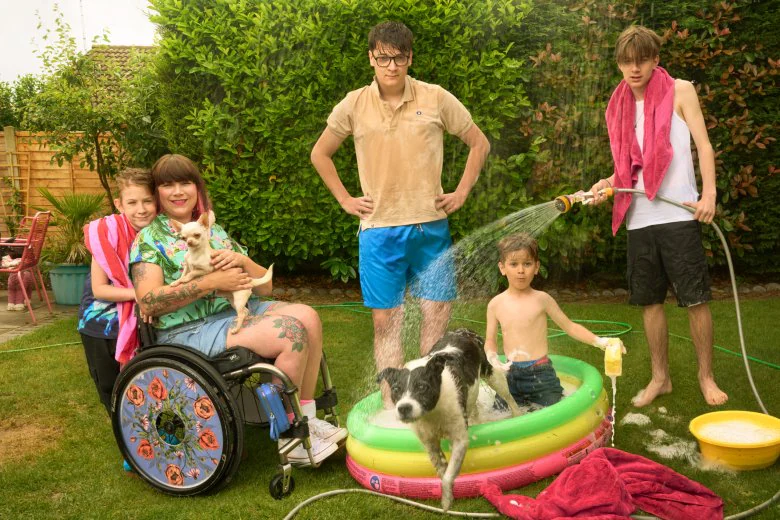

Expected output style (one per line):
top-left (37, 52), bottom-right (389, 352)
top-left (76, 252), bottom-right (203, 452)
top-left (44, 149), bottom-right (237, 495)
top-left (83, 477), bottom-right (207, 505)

top-left (689, 411), bottom-right (780, 470)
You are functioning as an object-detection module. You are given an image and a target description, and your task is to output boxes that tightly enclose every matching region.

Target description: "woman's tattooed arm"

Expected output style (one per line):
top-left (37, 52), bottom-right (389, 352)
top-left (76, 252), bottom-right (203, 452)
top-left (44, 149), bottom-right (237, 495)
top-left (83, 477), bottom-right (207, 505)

top-left (132, 262), bottom-right (214, 317)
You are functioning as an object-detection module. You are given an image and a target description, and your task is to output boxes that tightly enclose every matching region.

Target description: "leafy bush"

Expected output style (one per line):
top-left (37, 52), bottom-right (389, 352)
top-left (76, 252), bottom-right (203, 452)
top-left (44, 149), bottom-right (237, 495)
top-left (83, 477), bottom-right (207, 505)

top-left (149, 0), bottom-right (778, 279)
top-left (151, 0), bottom-right (534, 276)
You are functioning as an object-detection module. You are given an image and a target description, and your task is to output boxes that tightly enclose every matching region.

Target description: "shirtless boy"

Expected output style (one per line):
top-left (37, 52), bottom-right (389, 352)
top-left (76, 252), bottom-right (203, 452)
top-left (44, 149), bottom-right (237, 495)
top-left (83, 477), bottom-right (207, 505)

top-left (484, 233), bottom-right (625, 407)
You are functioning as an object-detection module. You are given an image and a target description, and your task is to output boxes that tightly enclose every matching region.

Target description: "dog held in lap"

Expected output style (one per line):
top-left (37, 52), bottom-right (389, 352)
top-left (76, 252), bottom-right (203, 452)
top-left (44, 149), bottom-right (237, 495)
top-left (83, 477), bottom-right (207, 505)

top-left (376, 328), bottom-right (522, 511)
top-left (169, 211), bottom-right (273, 333)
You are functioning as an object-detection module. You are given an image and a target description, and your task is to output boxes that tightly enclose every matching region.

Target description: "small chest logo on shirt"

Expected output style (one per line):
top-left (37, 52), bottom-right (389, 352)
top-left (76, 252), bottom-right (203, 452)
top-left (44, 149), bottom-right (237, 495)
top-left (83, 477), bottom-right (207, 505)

top-left (416, 111), bottom-right (422, 116)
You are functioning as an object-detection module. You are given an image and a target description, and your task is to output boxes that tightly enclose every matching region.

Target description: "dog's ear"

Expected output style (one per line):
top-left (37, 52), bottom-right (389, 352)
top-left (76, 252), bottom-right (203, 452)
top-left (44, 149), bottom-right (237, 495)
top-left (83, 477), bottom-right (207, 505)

top-left (169, 218), bottom-right (183, 233)
top-left (426, 353), bottom-right (453, 375)
top-left (197, 211), bottom-right (211, 228)
top-left (376, 367), bottom-right (398, 385)
top-left (208, 210), bottom-right (216, 228)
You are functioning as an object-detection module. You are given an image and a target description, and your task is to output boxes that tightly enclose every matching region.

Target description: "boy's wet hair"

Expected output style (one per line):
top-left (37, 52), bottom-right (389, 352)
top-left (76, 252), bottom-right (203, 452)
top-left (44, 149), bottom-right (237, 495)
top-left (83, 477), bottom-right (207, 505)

top-left (369, 21), bottom-right (413, 54)
top-left (114, 168), bottom-right (153, 199)
top-left (498, 233), bottom-right (539, 263)
top-left (150, 154), bottom-right (211, 218)
top-left (614, 25), bottom-right (662, 64)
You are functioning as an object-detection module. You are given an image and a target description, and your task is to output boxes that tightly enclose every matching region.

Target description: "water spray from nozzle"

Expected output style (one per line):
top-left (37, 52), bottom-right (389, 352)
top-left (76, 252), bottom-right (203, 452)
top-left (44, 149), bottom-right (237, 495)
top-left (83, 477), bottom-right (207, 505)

top-left (553, 188), bottom-right (614, 213)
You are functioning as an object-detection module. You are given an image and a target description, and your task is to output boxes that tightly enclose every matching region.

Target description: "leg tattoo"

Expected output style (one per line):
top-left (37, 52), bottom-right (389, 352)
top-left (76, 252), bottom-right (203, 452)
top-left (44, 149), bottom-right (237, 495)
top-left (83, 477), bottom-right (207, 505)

top-left (273, 316), bottom-right (307, 352)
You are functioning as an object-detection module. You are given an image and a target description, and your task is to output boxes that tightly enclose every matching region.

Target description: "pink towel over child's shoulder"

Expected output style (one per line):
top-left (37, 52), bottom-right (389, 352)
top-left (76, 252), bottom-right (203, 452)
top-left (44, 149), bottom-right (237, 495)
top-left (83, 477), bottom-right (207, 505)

top-left (482, 447), bottom-right (723, 520)
top-left (606, 66), bottom-right (675, 235)
top-left (84, 213), bottom-right (139, 365)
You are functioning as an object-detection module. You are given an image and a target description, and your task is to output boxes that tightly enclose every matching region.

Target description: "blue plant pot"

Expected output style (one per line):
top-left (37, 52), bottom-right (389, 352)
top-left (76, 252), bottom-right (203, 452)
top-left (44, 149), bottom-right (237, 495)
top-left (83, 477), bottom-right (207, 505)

top-left (49, 264), bottom-right (89, 305)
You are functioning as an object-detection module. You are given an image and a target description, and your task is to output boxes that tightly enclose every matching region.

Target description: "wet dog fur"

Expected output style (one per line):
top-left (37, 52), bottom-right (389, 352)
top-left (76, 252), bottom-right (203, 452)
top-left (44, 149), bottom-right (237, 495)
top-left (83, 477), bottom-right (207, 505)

top-left (376, 328), bottom-right (522, 511)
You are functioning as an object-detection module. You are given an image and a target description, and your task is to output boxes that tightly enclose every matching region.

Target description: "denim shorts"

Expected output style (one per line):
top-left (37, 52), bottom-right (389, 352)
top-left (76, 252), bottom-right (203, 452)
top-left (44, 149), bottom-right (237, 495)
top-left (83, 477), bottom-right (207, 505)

top-left (506, 357), bottom-right (564, 407)
top-left (359, 219), bottom-right (457, 309)
top-left (155, 299), bottom-right (275, 358)
top-left (627, 220), bottom-right (712, 307)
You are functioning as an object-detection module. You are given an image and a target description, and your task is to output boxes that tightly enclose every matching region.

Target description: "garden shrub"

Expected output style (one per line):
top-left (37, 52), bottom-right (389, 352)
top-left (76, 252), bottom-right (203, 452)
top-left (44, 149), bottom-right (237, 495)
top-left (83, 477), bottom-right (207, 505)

top-left (517, 0), bottom-right (778, 278)
top-left (151, 0), bottom-right (534, 280)
top-left (150, 0), bottom-right (777, 280)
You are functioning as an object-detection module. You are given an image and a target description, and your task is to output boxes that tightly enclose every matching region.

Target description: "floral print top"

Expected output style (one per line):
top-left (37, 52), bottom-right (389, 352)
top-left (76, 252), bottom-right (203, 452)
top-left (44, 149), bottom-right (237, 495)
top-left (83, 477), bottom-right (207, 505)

top-left (129, 213), bottom-right (248, 330)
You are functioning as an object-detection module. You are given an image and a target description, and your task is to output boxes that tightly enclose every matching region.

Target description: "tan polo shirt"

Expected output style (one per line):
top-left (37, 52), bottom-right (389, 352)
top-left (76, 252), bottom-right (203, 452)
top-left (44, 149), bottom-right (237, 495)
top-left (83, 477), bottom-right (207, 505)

top-left (327, 76), bottom-right (474, 228)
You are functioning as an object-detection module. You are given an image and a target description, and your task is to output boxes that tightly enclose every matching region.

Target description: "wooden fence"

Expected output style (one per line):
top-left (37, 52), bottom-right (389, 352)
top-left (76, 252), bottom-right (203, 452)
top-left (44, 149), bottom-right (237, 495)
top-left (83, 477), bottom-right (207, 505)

top-left (0, 126), bottom-right (107, 236)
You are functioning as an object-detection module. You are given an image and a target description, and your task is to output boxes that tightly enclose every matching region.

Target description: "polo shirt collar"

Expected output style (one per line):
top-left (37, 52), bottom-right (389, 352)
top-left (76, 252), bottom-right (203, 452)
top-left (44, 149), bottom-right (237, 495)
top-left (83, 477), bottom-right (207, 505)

top-left (370, 75), bottom-right (416, 104)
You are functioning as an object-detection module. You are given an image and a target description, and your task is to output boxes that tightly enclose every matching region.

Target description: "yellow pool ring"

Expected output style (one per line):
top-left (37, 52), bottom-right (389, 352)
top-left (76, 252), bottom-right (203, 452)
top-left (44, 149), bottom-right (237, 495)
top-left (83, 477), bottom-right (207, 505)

top-left (346, 388), bottom-right (609, 477)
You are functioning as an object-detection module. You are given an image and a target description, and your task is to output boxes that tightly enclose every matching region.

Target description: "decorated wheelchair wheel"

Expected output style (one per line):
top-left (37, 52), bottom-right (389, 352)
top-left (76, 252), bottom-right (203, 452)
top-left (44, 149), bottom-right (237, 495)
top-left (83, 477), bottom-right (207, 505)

top-left (112, 347), bottom-right (243, 496)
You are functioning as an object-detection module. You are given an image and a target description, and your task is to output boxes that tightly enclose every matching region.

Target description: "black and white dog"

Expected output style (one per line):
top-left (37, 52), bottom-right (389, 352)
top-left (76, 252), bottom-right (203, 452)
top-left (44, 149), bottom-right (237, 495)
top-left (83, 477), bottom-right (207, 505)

top-left (376, 328), bottom-right (522, 511)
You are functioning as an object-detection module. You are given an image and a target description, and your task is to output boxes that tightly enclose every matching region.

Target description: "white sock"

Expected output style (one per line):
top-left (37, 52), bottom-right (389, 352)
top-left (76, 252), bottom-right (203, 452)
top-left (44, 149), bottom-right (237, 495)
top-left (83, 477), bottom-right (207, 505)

top-left (301, 400), bottom-right (316, 421)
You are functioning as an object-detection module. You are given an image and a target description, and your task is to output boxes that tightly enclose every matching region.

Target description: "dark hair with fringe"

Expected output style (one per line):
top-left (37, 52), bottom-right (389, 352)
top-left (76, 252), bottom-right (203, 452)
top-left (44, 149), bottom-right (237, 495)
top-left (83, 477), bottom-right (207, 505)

top-left (150, 154), bottom-right (210, 220)
top-left (368, 21), bottom-right (413, 54)
top-left (497, 232), bottom-right (539, 263)
top-left (615, 25), bottom-right (662, 64)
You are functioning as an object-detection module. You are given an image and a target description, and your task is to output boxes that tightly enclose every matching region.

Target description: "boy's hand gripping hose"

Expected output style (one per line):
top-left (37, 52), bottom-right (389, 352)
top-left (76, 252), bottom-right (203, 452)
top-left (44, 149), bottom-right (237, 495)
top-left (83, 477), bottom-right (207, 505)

top-left (554, 187), bottom-right (767, 415)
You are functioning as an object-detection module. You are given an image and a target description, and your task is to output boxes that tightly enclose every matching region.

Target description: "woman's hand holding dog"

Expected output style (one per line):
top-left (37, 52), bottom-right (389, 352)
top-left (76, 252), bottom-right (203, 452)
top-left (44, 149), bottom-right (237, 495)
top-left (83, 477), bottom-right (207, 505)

top-left (205, 267), bottom-right (254, 292)
top-left (210, 249), bottom-right (246, 271)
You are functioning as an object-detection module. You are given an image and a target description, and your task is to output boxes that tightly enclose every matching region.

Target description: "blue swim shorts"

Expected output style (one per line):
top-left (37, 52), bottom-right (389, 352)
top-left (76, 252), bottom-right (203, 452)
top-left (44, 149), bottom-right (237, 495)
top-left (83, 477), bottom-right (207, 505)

top-left (359, 219), bottom-right (457, 309)
top-left (155, 298), bottom-right (275, 358)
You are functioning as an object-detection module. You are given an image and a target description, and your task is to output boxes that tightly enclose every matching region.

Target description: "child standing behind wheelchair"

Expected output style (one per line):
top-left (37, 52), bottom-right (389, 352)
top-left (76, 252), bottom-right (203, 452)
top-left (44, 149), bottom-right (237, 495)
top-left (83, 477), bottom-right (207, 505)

top-left (129, 154), bottom-right (346, 466)
top-left (79, 168), bottom-right (157, 420)
top-left (484, 233), bottom-right (625, 408)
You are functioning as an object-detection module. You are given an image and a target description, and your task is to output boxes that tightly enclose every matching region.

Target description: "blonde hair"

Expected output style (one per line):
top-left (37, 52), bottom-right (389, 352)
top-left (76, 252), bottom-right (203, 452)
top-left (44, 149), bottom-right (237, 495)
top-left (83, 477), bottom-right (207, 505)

top-left (615, 25), bottom-right (662, 64)
top-left (114, 168), bottom-right (153, 199)
top-left (497, 233), bottom-right (539, 263)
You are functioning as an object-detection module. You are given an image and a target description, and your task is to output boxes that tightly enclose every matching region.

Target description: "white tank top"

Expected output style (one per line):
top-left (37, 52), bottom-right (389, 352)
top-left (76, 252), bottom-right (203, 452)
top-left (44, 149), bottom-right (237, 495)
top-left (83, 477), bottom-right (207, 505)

top-left (626, 100), bottom-right (698, 230)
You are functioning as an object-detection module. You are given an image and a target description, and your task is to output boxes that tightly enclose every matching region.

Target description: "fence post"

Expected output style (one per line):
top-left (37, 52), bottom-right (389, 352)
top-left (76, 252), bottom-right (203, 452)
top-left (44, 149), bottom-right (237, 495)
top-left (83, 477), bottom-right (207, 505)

top-left (3, 126), bottom-right (20, 190)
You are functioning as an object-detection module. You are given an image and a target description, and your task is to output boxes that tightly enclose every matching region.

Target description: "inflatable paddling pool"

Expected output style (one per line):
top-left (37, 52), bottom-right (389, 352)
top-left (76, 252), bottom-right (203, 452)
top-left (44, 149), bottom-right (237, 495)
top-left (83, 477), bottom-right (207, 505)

top-left (346, 355), bottom-right (611, 499)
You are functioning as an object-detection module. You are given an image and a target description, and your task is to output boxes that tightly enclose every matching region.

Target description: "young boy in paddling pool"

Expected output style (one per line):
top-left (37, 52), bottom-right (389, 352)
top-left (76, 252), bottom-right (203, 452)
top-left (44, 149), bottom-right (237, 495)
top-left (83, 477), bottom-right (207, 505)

top-left (484, 233), bottom-right (626, 408)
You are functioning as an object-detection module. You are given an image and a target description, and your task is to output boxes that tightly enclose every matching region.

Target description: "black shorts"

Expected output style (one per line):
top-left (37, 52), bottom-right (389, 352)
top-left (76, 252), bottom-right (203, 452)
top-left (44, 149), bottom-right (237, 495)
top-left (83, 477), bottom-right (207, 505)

top-left (626, 220), bottom-right (711, 307)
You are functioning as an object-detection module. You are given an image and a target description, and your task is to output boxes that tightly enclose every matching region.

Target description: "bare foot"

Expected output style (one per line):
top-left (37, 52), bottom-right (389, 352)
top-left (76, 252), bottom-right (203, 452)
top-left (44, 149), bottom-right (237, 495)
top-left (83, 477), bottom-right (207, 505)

top-left (700, 377), bottom-right (728, 405)
top-left (631, 379), bottom-right (672, 407)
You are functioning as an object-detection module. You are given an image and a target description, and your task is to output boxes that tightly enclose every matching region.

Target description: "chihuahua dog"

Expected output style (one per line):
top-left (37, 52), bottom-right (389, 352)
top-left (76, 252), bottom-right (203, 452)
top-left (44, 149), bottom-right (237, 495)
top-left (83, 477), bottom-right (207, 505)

top-left (169, 211), bottom-right (273, 334)
top-left (376, 328), bottom-right (523, 511)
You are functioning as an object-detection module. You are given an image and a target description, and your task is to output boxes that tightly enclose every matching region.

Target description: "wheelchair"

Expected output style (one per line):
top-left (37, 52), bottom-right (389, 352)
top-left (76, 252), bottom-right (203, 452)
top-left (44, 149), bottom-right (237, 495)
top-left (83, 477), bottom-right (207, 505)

top-left (110, 318), bottom-right (342, 499)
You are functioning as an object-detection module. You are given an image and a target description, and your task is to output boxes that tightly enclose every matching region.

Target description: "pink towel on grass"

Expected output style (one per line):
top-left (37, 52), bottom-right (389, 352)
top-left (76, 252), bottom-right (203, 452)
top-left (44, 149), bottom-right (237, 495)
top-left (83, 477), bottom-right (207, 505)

top-left (84, 213), bottom-right (138, 365)
top-left (606, 66), bottom-right (675, 235)
top-left (481, 448), bottom-right (723, 520)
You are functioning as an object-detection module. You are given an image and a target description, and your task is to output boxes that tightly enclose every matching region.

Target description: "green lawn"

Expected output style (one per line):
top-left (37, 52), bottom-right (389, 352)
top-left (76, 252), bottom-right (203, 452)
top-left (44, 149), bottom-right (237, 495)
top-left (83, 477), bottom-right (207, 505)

top-left (0, 298), bottom-right (778, 519)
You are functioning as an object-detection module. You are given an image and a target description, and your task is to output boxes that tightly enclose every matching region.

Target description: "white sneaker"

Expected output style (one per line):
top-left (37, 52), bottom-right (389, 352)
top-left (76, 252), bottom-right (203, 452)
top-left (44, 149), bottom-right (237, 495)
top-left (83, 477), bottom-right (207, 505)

top-left (6, 303), bottom-right (14, 311)
top-left (280, 436), bottom-right (339, 467)
top-left (12, 303), bottom-right (26, 311)
top-left (308, 417), bottom-right (348, 444)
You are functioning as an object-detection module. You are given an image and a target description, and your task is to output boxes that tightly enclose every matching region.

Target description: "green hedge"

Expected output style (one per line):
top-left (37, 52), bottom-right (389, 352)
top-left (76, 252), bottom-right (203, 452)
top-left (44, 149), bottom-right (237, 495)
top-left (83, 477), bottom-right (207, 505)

top-left (149, 0), bottom-right (778, 279)
top-left (151, 0), bottom-right (534, 280)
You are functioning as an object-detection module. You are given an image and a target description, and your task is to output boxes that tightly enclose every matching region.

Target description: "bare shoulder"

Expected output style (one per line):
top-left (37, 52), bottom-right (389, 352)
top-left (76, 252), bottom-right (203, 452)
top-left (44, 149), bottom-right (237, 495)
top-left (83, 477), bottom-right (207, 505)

top-left (674, 78), bottom-right (698, 97)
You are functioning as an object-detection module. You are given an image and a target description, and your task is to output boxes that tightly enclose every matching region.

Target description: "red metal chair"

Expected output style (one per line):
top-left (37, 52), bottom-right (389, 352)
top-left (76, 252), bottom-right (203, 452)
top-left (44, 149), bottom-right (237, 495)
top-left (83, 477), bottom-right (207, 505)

top-left (0, 211), bottom-right (53, 324)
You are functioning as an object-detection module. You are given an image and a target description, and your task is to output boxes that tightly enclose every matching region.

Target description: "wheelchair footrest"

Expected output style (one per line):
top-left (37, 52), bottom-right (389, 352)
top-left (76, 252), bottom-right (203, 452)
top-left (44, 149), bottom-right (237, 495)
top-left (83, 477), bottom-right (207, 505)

top-left (279, 419), bottom-right (310, 441)
top-left (315, 388), bottom-right (338, 411)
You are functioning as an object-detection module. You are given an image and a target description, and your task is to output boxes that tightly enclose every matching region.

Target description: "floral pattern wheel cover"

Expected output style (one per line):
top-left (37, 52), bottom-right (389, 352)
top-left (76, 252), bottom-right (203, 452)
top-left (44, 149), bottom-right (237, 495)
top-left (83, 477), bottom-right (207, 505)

top-left (119, 366), bottom-right (226, 489)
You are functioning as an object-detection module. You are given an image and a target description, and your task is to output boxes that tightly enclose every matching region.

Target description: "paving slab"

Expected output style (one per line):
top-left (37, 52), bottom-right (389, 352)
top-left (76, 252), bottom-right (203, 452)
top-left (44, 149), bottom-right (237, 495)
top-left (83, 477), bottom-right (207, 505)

top-left (0, 289), bottom-right (79, 344)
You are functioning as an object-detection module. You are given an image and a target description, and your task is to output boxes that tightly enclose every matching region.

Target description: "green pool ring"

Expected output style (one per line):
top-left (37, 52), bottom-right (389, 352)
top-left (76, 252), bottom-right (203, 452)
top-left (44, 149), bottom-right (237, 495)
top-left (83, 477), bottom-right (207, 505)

top-left (347, 354), bottom-right (605, 452)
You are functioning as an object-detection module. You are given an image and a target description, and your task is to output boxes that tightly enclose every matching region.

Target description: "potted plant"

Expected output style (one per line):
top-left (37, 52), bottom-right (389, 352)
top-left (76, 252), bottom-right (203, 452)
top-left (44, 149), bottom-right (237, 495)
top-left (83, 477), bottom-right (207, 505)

top-left (37, 188), bottom-right (105, 305)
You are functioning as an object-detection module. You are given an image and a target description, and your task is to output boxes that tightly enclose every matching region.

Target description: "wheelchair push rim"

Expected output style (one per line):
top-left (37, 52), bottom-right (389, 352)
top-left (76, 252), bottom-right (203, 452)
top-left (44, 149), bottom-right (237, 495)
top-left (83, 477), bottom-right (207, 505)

top-left (112, 353), bottom-right (242, 495)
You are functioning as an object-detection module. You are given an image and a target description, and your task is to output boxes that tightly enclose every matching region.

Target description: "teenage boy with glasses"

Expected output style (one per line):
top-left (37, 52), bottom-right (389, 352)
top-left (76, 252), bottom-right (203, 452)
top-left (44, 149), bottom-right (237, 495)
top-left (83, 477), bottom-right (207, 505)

top-left (311, 21), bottom-right (490, 407)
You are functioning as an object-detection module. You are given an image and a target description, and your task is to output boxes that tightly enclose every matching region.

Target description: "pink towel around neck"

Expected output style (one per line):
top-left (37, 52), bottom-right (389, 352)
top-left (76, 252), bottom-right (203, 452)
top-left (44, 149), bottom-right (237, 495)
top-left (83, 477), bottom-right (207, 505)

top-left (481, 447), bottom-right (723, 520)
top-left (606, 66), bottom-right (675, 235)
top-left (84, 213), bottom-right (139, 365)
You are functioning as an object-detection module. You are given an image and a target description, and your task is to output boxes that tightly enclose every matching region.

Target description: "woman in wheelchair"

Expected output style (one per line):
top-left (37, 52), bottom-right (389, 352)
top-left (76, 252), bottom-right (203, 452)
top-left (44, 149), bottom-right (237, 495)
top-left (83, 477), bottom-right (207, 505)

top-left (129, 154), bottom-right (347, 467)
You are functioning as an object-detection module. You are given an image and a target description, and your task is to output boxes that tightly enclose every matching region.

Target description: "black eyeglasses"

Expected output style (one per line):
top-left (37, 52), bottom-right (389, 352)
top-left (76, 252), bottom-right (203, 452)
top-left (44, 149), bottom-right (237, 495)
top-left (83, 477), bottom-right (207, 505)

top-left (371, 52), bottom-right (410, 67)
